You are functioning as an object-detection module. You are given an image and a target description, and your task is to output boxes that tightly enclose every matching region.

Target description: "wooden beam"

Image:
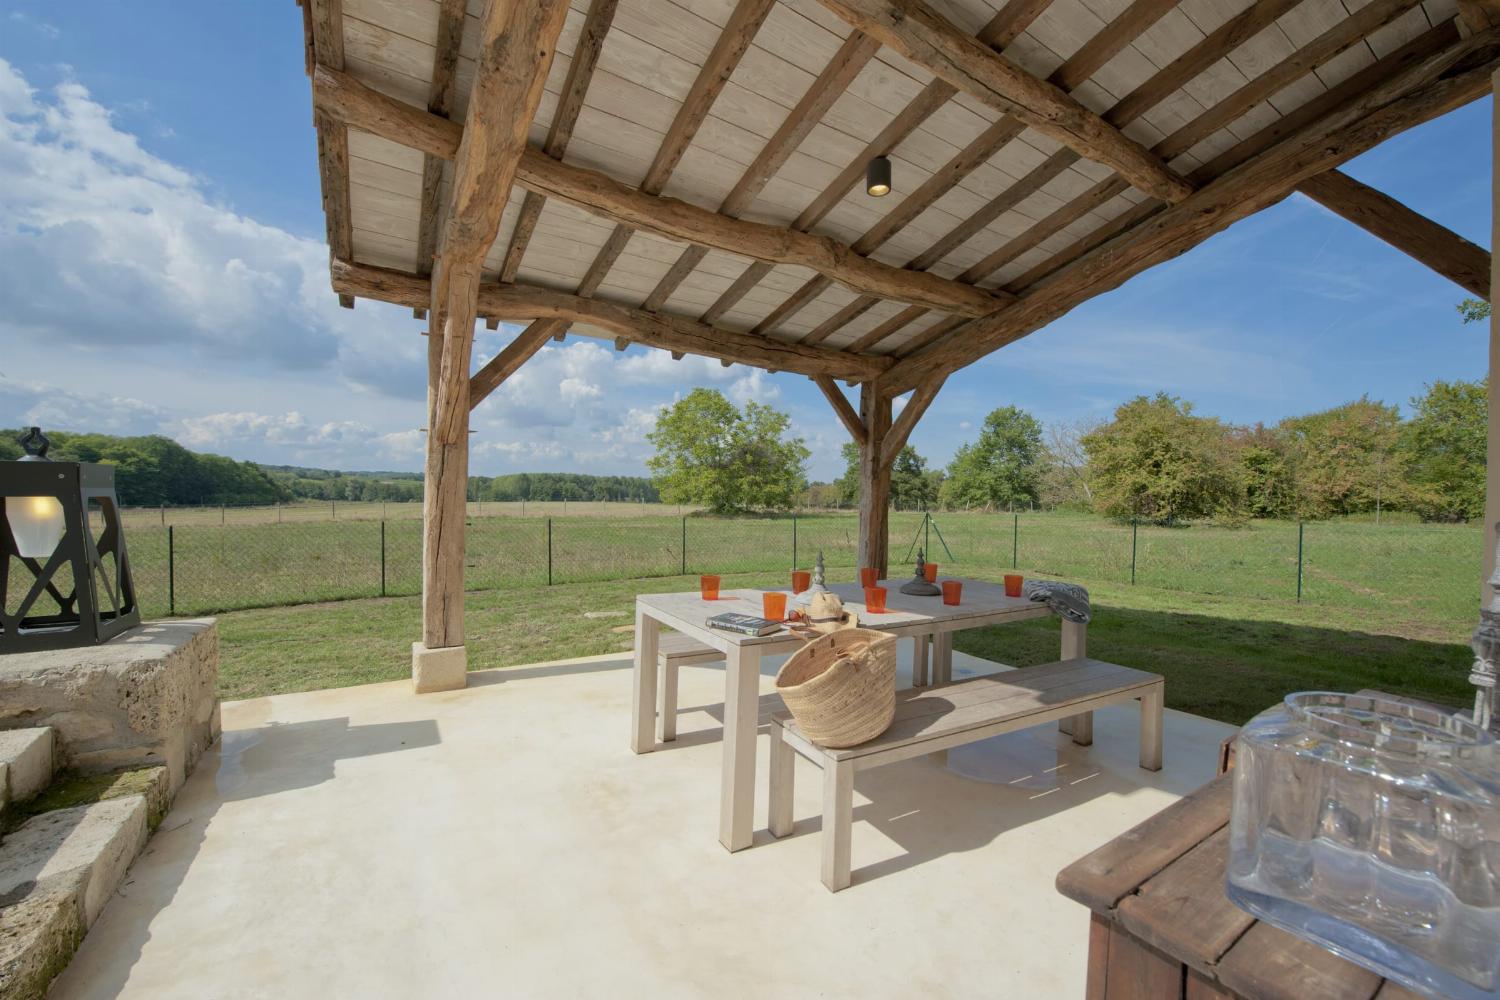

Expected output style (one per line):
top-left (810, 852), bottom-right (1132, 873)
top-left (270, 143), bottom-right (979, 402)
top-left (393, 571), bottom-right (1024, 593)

top-left (881, 375), bottom-right (944, 468)
top-left (857, 385), bottom-right (893, 577)
top-left (311, 66), bottom-right (1006, 317)
top-left (469, 319), bottom-right (562, 408)
top-left (1297, 169), bottom-right (1489, 299)
top-left (422, 0), bottom-right (569, 657)
top-left (331, 261), bottom-right (890, 382)
top-left (309, 0), bottom-right (351, 263)
top-left (814, 376), bottom-right (867, 445)
top-left (414, 0), bottom-right (465, 279)
top-left (1460, 0), bottom-right (1500, 32)
top-left (642, 30), bottom-right (881, 313)
top-left (816, 0), bottom-right (1192, 204)
top-left (574, 0), bottom-right (775, 301)
top-left (882, 30), bottom-right (1500, 392)
top-left (498, 0), bottom-right (619, 283)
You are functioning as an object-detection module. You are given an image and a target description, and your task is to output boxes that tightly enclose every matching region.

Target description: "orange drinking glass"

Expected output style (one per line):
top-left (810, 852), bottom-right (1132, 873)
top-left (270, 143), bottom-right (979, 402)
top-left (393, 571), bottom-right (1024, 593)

top-left (942, 580), bottom-right (963, 606)
top-left (1004, 574), bottom-right (1023, 598)
top-left (859, 567), bottom-right (879, 588)
top-left (763, 591), bottom-right (788, 621)
top-left (700, 574), bottom-right (721, 600)
top-left (864, 586), bottom-right (887, 614)
top-left (791, 570), bottom-right (811, 594)
top-left (923, 562), bottom-right (939, 583)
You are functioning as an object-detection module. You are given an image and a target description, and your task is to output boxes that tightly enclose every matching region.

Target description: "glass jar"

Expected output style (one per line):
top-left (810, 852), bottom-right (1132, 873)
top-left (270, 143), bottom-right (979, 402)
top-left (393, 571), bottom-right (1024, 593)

top-left (1228, 692), bottom-right (1500, 1000)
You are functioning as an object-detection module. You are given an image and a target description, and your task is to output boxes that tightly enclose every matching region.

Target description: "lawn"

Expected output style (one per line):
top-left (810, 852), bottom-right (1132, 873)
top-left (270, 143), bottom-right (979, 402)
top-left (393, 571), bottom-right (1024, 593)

top-left (212, 568), bottom-right (1475, 727)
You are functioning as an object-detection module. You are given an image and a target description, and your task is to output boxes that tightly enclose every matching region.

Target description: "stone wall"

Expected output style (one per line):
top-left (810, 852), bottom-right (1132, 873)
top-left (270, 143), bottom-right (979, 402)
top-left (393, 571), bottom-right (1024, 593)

top-left (0, 620), bottom-right (220, 796)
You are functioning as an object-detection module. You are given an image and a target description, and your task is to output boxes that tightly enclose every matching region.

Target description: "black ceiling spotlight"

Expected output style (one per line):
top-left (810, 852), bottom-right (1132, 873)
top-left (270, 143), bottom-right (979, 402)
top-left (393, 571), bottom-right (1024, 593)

top-left (866, 155), bottom-right (892, 197)
top-left (1, 427), bottom-right (140, 652)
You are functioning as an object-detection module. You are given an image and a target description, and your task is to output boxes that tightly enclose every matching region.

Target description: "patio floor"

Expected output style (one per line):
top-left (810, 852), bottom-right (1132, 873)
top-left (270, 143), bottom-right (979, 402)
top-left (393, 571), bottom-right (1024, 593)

top-left (53, 644), bottom-right (1234, 998)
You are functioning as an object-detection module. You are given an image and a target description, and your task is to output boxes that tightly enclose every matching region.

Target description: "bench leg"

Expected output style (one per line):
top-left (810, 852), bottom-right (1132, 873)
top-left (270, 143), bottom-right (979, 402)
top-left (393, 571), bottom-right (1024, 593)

top-left (1139, 683), bottom-right (1164, 771)
top-left (821, 761), bottom-right (854, 892)
top-left (657, 658), bottom-right (678, 743)
top-left (768, 728), bottom-right (795, 838)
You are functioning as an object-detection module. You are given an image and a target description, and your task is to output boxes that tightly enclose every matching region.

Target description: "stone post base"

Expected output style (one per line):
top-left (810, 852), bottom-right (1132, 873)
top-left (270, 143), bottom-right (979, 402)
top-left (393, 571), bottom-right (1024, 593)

top-left (412, 642), bottom-right (467, 693)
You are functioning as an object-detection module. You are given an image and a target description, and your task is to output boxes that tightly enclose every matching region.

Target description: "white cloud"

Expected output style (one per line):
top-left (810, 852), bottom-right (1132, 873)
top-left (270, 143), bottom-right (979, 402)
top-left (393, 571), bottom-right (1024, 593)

top-left (727, 368), bottom-right (780, 406)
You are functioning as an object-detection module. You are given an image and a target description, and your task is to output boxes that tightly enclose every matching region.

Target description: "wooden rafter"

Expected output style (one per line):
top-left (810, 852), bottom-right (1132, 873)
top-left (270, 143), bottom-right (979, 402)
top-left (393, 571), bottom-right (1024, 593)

top-left (498, 0), bottom-right (620, 285)
top-left (1297, 169), bottom-right (1490, 299)
top-left (882, 30), bottom-right (1500, 393)
top-left (641, 30), bottom-right (881, 314)
top-left (332, 261), bottom-right (889, 382)
top-left (815, 0), bottom-right (1192, 204)
top-left (572, 0), bottom-right (776, 307)
top-left (413, 0), bottom-right (466, 309)
top-left (697, 0), bottom-right (1052, 326)
top-left (308, 0), bottom-right (352, 308)
top-left (311, 66), bottom-right (1006, 317)
top-left (1458, 0), bottom-right (1500, 32)
top-left (470, 319), bottom-right (564, 408)
top-left (866, 0), bottom-right (1437, 356)
top-left (814, 376), bottom-right (867, 445)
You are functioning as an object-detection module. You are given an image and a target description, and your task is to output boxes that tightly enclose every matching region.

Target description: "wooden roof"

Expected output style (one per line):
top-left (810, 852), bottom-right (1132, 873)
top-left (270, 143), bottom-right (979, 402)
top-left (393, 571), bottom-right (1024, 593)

top-left (299, 0), bottom-right (1498, 392)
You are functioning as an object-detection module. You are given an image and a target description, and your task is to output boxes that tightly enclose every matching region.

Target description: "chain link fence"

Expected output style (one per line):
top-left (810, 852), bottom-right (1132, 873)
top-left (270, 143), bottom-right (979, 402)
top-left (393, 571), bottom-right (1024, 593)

top-left (113, 511), bottom-right (1480, 637)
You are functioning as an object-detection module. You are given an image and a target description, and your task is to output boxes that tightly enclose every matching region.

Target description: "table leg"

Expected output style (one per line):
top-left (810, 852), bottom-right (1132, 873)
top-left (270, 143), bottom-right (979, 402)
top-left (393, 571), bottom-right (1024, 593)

top-left (768, 726), bottom-right (795, 838)
top-left (1139, 683), bottom-right (1164, 771)
top-left (1059, 619), bottom-right (1089, 742)
top-left (911, 635), bottom-right (928, 688)
top-left (719, 643), bottom-right (760, 852)
top-left (934, 631), bottom-right (953, 685)
top-left (630, 607), bottom-right (660, 754)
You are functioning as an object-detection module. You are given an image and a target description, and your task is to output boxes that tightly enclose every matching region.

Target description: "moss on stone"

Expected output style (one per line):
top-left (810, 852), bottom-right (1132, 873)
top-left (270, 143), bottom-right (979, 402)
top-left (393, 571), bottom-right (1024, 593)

top-left (4, 766), bottom-right (168, 834)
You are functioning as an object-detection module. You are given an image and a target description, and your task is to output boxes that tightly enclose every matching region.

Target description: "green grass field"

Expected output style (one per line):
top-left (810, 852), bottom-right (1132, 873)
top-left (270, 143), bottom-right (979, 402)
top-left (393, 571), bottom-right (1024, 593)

top-left (110, 509), bottom-right (1480, 644)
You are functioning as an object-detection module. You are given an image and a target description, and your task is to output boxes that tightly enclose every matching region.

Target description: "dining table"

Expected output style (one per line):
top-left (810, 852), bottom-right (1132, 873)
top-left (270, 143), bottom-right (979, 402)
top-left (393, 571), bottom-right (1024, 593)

top-left (628, 576), bottom-right (1087, 853)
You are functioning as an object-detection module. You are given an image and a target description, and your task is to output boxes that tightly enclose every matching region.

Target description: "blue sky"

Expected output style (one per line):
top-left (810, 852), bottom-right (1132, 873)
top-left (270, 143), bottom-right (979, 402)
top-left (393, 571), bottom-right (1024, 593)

top-left (0, 2), bottom-right (1490, 482)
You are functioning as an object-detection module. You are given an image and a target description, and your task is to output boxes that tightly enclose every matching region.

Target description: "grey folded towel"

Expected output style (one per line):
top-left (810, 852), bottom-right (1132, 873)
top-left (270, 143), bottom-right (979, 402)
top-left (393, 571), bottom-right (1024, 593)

top-left (1021, 579), bottom-right (1091, 625)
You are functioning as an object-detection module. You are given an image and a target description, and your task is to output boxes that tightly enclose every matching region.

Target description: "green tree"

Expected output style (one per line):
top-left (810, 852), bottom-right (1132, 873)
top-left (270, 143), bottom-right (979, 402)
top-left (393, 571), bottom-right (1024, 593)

top-left (1277, 397), bottom-right (1409, 519)
top-left (1459, 298), bottom-right (1491, 324)
top-left (1234, 424), bottom-right (1298, 520)
top-left (835, 443), bottom-right (935, 509)
top-left (940, 406), bottom-right (1044, 510)
top-left (1402, 378), bottom-right (1486, 521)
top-left (1082, 394), bottom-right (1243, 522)
top-left (646, 389), bottom-right (809, 513)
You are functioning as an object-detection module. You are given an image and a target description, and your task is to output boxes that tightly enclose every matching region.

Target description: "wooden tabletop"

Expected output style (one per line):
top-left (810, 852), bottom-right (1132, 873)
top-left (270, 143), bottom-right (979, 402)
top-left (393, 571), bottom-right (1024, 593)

top-left (1055, 772), bottom-right (1421, 1000)
top-left (635, 577), bottom-right (1051, 647)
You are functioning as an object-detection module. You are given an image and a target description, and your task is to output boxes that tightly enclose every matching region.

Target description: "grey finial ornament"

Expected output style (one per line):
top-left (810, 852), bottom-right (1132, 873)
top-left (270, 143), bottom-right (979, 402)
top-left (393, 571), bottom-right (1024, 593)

top-left (1470, 525), bottom-right (1500, 733)
top-left (17, 426), bottom-right (50, 461)
top-left (899, 546), bottom-right (941, 596)
top-left (796, 549), bottom-right (833, 609)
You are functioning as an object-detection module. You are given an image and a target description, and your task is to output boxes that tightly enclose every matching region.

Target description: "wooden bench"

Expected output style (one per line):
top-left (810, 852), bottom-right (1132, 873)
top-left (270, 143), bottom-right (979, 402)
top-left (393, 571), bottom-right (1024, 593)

top-left (656, 633), bottom-right (723, 742)
top-left (768, 658), bottom-right (1165, 892)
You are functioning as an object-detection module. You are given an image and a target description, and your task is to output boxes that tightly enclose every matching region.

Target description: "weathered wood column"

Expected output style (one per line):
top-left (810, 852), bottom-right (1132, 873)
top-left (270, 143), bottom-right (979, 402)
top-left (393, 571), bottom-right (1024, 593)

top-left (413, 0), bottom-right (570, 692)
top-left (1487, 66), bottom-right (1500, 602)
top-left (857, 384), bottom-right (892, 577)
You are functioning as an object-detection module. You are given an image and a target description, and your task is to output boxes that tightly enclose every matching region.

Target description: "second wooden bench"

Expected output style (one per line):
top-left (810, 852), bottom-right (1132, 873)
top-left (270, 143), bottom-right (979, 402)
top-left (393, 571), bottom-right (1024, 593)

top-left (769, 658), bottom-right (1165, 892)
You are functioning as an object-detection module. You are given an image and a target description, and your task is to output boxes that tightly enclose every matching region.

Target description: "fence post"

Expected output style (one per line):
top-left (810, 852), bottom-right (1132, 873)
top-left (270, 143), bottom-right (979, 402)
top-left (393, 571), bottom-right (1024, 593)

top-left (168, 526), bottom-right (175, 615)
top-left (681, 516), bottom-right (688, 576)
top-left (159, 504), bottom-right (165, 527)
top-left (547, 518), bottom-right (553, 586)
top-left (1297, 521), bottom-right (1304, 602)
top-left (791, 515), bottom-right (797, 570)
top-left (1012, 514), bottom-right (1018, 569)
top-left (331, 499), bottom-right (336, 519)
top-left (380, 520), bottom-right (387, 597)
top-left (220, 504), bottom-right (225, 525)
top-left (1131, 519), bottom-right (1138, 585)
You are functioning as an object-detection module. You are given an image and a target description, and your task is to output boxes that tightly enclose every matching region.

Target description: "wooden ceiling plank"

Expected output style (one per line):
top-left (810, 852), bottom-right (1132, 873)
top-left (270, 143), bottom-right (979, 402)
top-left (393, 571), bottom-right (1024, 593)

top-left (881, 29), bottom-right (1500, 392)
top-left (803, 295), bottom-right (882, 345)
top-left (333, 260), bottom-right (889, 381)
top-left (815, 0), bottom-right (1193, 203)
top-left (310, 0), bottom-right (352, 272)
top-left (1297, 169), bottom-right (1490, 298)
top-left (698, 0), bottom-right (1051, 325)
top-left (497, 0), bottom-right (619, 284)
top-left (643, 30), bottom-right (881, 312)
top-left (847, 305), bottom-right (929, 353)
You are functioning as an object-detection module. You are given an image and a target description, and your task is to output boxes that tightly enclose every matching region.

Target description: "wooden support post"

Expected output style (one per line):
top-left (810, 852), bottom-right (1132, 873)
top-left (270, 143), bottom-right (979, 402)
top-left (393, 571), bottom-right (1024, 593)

top-left (1488, 67), bottom-right (1500, 602)
top-left (858, 384), bottom-right (892, 577)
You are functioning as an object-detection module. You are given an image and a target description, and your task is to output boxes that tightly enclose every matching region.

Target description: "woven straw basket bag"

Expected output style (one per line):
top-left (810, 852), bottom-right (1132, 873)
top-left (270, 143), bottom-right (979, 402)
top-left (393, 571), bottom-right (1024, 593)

top-left (775, 624), bottom-right (898, 748)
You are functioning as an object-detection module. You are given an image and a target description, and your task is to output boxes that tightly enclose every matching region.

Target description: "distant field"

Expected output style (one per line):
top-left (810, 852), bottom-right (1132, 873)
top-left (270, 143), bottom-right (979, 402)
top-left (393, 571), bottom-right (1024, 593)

top-left (118, 499), bottom-right (699, 528)
top-left (85, 509), bottom-right (1483, 646)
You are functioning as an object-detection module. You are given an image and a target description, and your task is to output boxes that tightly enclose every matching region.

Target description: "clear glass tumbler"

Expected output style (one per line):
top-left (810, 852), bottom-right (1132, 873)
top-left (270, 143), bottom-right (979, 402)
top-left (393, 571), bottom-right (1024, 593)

top-left (1228, 692), bottom-right (1500, 999)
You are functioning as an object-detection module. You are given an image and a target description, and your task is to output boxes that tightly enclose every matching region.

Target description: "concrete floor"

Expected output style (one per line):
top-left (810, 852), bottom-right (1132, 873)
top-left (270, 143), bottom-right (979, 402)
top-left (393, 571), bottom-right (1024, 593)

top-left (53, 646), bottom-right (1235, 999)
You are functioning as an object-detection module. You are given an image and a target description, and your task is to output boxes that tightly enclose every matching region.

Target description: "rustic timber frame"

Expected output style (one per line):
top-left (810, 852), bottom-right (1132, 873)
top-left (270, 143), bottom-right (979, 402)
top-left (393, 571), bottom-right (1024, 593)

top-left (296, 0), bottom-right (1497, 691)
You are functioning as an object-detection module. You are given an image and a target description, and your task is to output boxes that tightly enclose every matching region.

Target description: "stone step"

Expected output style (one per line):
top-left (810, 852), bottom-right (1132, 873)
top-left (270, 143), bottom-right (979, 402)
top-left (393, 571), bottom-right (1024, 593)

top-left (0, 728), bottom-right (56, 814)
top-left (0, 769), bottom-right (166, 999)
